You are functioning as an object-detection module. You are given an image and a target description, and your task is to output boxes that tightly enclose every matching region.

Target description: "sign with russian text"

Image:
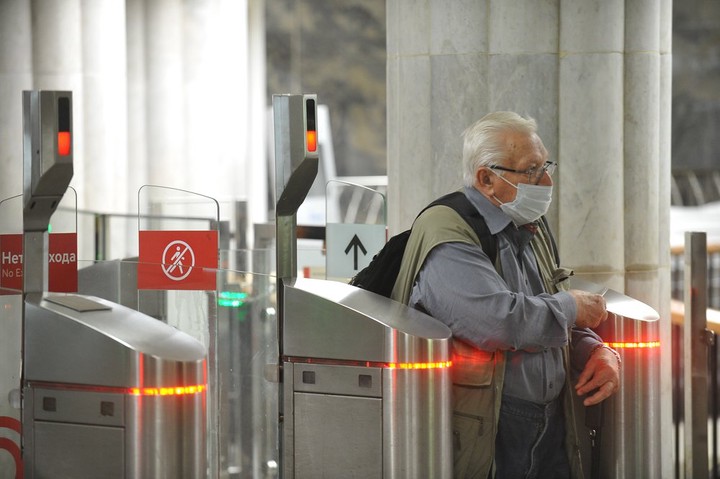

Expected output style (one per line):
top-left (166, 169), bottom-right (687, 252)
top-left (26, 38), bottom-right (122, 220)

top-left (138, 230), bottom-right (218, 291)
top-left (0, 233), bottom-right (78, 294)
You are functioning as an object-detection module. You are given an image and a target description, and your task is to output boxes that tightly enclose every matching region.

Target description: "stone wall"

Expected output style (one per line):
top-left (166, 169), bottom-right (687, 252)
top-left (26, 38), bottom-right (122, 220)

top-left (672, 0), bottom-right (720, 172)
top-left (265, 0), bottom-right (719, 180)
top-left (266, 0), bottom-right (386, 177)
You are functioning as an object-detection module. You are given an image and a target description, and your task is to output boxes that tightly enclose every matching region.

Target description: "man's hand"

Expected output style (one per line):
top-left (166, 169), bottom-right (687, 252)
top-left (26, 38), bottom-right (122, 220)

top-left (569, 290), bottom-right (609, 329)
top-left (575, 346), bottom-right (621, 406)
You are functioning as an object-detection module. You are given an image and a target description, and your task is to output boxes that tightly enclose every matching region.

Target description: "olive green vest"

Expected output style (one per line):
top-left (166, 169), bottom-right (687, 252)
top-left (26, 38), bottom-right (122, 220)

top-left (391, 204), bottom-right (584, 479)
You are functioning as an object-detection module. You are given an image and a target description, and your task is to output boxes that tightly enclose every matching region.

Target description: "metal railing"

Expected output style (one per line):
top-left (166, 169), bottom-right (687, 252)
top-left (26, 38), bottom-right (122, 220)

top-left (671, 239), bottom-right (720, 478)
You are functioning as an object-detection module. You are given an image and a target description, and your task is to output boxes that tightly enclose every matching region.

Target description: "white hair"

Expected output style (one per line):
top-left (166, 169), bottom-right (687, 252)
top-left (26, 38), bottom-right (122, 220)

top-left (461, 111), bottom-right (539, 187)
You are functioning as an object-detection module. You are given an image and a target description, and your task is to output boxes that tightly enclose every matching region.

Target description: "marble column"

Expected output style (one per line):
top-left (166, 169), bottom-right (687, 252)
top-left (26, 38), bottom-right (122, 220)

top-left (0, 0), bottom-right (33, 211)
top-left (80, 0), bottom-right (127, 214)
top-left (387, 0), bottom-right (672, 476)
top-left (81, 0), bottom-right (128, 259)
top-left (145, 0), bottom-right (185, 190)
top-left (247, 0), bottom-right (268, 233)
top-left (0, 5), bottom-right (31, 473)
top-left (126, 0), bottom-right (148, 210)
top-left (184, 0), bottom-right (250, 203)
top-left (32, 0), bottom-right (84, 200)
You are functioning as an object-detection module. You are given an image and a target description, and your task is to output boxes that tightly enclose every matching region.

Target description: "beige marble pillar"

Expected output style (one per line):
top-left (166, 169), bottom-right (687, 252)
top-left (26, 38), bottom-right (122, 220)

top-left (248, 0), bottom-right (268, 231)
top-left (32, 0), bottom-right (84, 201)
top-left (0, 6), bottom-right (31, 473)
top-left (80, 0), bottom-right (128, 216)
top-left (184, 0), bottom-right (250, 203)
top-left (146, 0), bottom-right (185, 190)
top-left (0, 0), bottom-right (32, 207)
top-left (387, 0), bottom-right (672, 476)
top-left (126, 0), bottom-right (148, 202)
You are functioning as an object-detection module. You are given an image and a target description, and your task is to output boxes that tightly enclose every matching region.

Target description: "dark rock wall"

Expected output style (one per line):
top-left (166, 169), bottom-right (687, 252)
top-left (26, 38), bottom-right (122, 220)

top-left (266, 0), bottom-right (386, 177)
top-left (673, 0), bottom-right (720, 172)
top-left (266, 1), bottom-right (720, 180)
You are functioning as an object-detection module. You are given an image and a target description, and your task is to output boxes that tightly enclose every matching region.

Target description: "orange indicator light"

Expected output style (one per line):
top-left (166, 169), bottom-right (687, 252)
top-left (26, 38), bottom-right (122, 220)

top-left (129, 384), bottom-right (207, 396)
top-left (306, 130), bottom-right (317, 152)
top-left (58, 132), bottom-right (71, 156)
top-left (604, 341), bottom-right (660, 349)
top-left (385, 361), bottom-right (452, 370)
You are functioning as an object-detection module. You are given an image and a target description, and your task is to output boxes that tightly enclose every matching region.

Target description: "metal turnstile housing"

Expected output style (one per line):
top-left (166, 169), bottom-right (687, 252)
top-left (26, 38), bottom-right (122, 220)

top-left (22, 293), bottom-right (207, 478)
top-left (281, 278), bottom-right (452, 479)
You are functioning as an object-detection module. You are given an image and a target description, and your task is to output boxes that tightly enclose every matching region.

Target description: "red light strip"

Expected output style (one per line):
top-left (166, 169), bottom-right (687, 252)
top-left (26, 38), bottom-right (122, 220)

top-left (385, 361), bottom-right (452, 370)
top-left (285, 356), bottom-right (452, 370)
top-left (26, 381), bottom-right (207, 397)
top-left (604, 341), bottom-right (661, 349)
top-left (128, 384), bottom-right (207, 396)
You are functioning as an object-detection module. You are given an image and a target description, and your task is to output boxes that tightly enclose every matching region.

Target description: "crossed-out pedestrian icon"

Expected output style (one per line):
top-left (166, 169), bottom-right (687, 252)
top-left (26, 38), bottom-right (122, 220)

top-left (161, 240), bottom-right (196, 281)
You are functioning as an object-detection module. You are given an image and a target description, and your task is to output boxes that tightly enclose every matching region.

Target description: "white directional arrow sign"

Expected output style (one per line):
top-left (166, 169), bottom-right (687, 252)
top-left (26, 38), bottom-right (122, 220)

top-left (326, 223), bottom-right (386, 279)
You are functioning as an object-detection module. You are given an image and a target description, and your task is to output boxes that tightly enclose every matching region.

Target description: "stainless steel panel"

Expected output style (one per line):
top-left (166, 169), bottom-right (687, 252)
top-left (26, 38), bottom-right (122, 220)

top-left (282, 277), bottom-right (452, 478)
top-left (293, 363), bottom-right (382, 397)
top-left (32, 293), bottom-right (205, 360)
top-left (568, 277), bottom-right (660, 321)
top-left (382, 368), bottom-right (452, 479)
top-left (33, 388), bottom-right (124, 427)
top-left (77, 258), bottom-right (164, 318)
top-left (294, 392), bottom-right (382, 479)
top-left (125, 393), bottom-right (207, 479)
top-left (593, 315), bottom-right (661, 478)
top-left (24, 293), bottom-right (205, 386)
top-left (34, 421), bottom-right (124, 479)
top-left (283, 278), bottom-right (451, 362)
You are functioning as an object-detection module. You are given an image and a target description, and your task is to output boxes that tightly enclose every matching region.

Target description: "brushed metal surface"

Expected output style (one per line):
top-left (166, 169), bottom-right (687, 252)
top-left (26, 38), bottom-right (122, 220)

top-left (568, 277), bottom-right (660, 322)
top-left (283, 278), bottom-right (451, 362)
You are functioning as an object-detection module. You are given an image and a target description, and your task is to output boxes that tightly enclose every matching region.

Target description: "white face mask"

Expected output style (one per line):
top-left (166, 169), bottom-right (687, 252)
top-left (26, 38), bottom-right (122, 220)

top-left (493, 173), bottom-right (553, 225)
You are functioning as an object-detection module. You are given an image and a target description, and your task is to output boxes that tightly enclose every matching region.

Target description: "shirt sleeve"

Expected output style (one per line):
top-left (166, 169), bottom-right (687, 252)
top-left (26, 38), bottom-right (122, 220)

top-left (409, 241), bottom-right (577, 352)
top-left (569, 327), bottom-right (604, 373)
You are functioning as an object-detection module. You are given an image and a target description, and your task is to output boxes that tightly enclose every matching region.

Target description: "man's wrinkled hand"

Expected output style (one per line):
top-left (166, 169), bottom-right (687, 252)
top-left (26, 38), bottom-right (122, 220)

top-left (569, 290), bottom-right (609, 329)
top-left (575, 346), bottom-right (620, 406)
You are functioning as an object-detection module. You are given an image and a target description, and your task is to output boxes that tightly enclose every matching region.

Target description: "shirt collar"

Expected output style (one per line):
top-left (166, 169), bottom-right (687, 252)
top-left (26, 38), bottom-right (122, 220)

top-left (463, 185), bottom-right (512, 235)
top-left (463, 186), bottom-right (536, 245)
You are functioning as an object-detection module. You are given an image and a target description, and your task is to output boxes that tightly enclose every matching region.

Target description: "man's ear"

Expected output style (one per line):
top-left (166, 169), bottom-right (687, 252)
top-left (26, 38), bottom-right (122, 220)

top-left (475, 167), bottom-right (494, 195)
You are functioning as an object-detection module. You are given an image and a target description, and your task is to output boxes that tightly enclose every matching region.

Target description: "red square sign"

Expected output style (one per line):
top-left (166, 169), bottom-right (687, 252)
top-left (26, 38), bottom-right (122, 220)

top-left (138, 230), bottom-right (218, 291)
top-left (0, 233), bottom-right (77, 294)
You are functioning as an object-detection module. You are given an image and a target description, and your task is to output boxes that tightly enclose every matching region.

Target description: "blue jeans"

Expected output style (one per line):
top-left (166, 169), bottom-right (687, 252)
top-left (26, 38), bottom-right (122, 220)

top-left (494, 395), bottom-right (570, 479)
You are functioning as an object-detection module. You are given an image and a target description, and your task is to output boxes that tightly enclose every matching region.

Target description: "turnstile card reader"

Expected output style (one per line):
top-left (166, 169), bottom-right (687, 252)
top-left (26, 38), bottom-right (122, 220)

top-left (282, 278), bottom-right (453, 479)
top-left (23, 293), bottom-right (207, 478)
top-left (272, 93), bottom-right (453, 478)
top-left (20, 91), bottom-right (208, 478)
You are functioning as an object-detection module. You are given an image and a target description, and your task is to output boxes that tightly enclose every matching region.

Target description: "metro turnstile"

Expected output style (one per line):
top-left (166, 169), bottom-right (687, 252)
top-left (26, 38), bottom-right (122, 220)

top-left (281, 277), bottom-right (452, 479)
top-left (22, 292), bottom-right (207, 478)
top-left (570, 277), bottom-right (661, 478)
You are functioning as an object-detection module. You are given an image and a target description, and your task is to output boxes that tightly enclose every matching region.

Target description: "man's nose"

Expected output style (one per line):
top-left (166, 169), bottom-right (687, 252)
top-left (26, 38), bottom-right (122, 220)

top-left (537, 169), bottom-right (553, 186)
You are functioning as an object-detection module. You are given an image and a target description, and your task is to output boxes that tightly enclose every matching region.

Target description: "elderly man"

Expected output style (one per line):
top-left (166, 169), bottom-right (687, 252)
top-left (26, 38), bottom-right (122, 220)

top-left (391, 112), bottom-right (620, 478)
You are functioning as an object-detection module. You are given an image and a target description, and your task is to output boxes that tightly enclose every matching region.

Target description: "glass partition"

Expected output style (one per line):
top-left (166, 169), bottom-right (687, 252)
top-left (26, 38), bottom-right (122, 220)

top-left (1, 182), bottom-right (280, 478)
top-left (76, 253), bottom-right (279, 479)
top-left (325, 180), bottom-right (386, 282)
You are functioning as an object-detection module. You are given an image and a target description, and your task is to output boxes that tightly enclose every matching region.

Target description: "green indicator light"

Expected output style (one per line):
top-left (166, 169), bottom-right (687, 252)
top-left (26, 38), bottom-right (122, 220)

top-left (48, 224), bottom-right (52, 233)
top-left (218, 291), bottom-right (248, 308)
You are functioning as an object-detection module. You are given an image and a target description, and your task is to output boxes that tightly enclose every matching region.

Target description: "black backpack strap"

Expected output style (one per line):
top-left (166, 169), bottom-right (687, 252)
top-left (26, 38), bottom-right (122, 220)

top-left (419, 191), bottom-right (497, 264)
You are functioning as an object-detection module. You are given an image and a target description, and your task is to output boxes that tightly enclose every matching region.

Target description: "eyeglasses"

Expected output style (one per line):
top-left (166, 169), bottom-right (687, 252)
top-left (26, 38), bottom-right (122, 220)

top-left (489, 161), bottom-right (557, 184)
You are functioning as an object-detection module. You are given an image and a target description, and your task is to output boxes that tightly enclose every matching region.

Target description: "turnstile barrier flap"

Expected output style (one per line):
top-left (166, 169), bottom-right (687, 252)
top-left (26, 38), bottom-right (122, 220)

top-left (24, 293), bottom-right (205, 387)
top-left (568, 277), bottom-right (660, 322)
top-left (283, 278), bottom-right (451, 362)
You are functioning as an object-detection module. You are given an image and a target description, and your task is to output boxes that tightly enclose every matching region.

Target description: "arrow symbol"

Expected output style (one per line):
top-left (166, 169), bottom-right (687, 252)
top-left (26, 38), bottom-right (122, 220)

top-left (344, 234), bottom-right (367, 270)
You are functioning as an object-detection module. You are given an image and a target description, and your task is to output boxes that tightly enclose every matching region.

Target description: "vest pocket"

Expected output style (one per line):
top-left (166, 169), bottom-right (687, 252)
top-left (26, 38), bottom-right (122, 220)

top-left (451, 342), bottom-right (495, 387)
top-left (453, 410), bottom-right (492, 478)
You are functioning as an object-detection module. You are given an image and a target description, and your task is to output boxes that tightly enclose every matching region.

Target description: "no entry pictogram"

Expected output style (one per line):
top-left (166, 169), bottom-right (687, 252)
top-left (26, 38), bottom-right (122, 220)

top-left (138, 230), bottom-right (218, 290)
top-left (162, 240), bottom-right (196, 281)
